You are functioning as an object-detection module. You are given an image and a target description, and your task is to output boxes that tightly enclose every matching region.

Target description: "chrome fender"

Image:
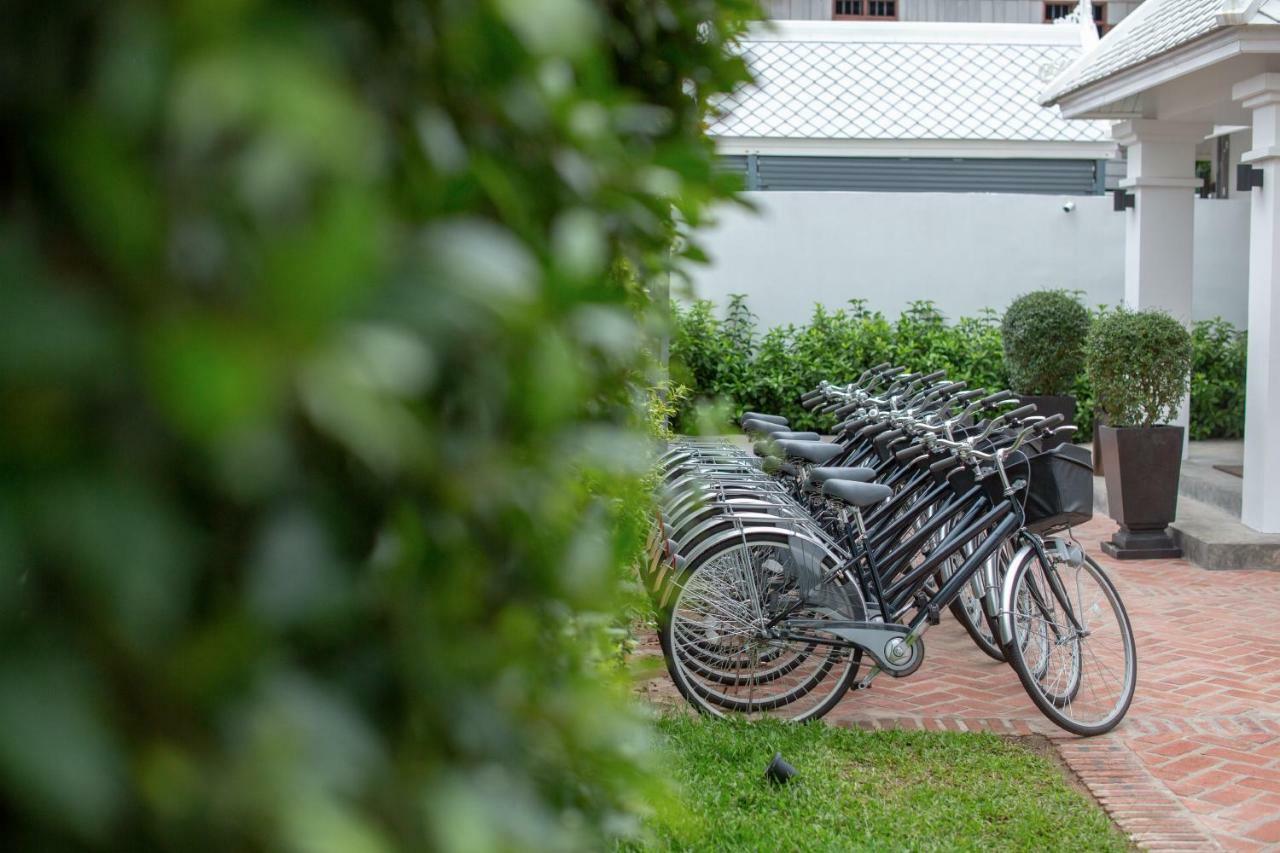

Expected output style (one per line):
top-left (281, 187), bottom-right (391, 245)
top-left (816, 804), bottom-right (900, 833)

top-left (996, 542), bottom-right (1038, 647)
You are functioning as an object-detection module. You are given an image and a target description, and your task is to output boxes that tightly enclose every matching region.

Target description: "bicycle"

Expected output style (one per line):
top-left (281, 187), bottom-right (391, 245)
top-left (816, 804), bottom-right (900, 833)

top-left (651, 366), bottom-right (1137, 736)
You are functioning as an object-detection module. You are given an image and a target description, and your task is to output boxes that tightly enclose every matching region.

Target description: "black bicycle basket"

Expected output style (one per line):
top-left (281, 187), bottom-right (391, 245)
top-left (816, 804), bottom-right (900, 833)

top-left (978, 443), bottom-right (1093, 534)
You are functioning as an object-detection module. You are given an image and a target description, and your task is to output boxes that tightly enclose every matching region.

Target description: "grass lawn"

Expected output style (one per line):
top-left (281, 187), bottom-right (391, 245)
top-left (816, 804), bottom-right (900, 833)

top-left (632, 715), bottom-right (1127, 852)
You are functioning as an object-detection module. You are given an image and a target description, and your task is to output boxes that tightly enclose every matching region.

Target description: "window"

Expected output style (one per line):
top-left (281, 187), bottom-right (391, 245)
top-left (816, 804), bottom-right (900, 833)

top-left (834, 0), bottom-right (897, 19)
top-left (1044, 2), bottom-right (1109, 35)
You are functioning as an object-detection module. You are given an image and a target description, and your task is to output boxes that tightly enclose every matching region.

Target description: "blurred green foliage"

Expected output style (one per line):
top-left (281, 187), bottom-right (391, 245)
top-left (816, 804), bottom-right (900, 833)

top-left (0, 0), bottom-right (754, 849)
top-left (671, 297), bottom-right (1245, 441)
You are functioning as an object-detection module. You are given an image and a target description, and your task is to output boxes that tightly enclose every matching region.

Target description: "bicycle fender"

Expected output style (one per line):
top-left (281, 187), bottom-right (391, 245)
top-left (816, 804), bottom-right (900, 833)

top-left (996, 542), bottom-right (1038, 646)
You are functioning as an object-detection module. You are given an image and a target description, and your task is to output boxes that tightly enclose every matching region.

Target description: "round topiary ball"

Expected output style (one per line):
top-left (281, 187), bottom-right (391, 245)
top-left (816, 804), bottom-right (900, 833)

top-left (1086, 307), bottom-right (1193, 428)
top-left (1001, 290), bottom-right (1091, 396)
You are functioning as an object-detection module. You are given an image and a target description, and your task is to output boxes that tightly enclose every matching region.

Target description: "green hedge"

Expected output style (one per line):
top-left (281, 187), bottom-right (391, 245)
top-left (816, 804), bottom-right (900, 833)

top-left (1, 1), bottom-right (754, 850)
top-left (670, 296), bottom-right (1246, 440)
top-left (1190, 318), bottom-right (1249, 439)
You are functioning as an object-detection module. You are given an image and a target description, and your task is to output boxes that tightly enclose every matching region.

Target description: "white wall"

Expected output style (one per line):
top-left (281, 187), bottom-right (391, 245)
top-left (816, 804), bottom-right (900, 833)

top-left (686, 191), bottom-right (1250, 328)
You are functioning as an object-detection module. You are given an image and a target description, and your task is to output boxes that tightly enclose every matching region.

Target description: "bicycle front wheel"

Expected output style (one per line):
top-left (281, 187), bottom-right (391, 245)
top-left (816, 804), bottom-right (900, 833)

top-left (1003, 548), bottom-right (1136, 736)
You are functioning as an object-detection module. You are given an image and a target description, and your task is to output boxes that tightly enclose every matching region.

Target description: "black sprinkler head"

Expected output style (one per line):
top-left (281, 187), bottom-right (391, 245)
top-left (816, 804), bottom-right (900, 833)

top-left (765, 751), bottom-right (797, 785)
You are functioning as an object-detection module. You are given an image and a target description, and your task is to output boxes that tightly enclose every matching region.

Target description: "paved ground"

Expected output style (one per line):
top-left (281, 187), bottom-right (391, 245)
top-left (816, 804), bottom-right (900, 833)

top-left (643, 515), bottom-right (1280, 851)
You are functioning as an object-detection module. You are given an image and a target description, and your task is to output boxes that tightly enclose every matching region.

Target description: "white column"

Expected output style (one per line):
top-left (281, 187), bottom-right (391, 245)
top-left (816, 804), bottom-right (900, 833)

top-left (1234, 75), bottom-right (1280, 532)
top-left (1113, 120), bottom-right (1209, 446)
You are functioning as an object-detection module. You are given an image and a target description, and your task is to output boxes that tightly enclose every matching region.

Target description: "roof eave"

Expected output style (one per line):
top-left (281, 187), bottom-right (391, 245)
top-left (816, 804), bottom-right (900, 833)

top-left (1047, 26), bottom-right (1261, 118)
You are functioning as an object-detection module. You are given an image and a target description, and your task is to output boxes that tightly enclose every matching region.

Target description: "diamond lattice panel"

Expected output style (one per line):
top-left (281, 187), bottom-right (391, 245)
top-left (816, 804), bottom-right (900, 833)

top-left (710, 38), bottom-right (1111, 143)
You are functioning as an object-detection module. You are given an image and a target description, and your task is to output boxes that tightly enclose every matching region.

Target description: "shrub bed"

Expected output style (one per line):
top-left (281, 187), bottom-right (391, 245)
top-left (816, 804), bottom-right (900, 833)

top-left (670, 296), bottom-right (1246, 440)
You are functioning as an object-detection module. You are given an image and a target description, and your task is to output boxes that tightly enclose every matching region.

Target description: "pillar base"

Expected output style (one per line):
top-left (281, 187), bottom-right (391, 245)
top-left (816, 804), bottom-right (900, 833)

top-left (1101, 526), bottom-right (1183, 560)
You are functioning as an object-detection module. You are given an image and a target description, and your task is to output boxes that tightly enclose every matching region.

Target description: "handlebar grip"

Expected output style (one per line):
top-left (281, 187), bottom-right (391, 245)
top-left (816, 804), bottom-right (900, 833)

top-left (980, 390), bottom-right (1015, 406)
top-left (801, 389), bottom-right (824, 403)
top-left (895, 444), bottom-right (929, 463)
top-left (861, 361), bottom-right (894, 380)
top-left (916, 369), bottom-right (947, 385)
top-left (929, 456), bottom-right (961, 476)
top-left (953, 389), bottom-right (984, 404)
top-left (927, 380), bottom-right (962, 395)
top-left (1037, 412), bottom-right (1066, 432)
top-left (834, 401), bottom-right (860, 418)
top-left (1001, 403), bottom-right (1038, 423)
top-left (838, 417), bottom-right (869, 435)
top-left (875, 428), bottom-right (906, 446)
top-left (801, 397), bottom-right (820, 410)
top-left (919, 381), bottom-right (962, 403)
top-left (857, 422), bottom-right (891, 439)
top-left (880, 366), bottom-right (906, 379)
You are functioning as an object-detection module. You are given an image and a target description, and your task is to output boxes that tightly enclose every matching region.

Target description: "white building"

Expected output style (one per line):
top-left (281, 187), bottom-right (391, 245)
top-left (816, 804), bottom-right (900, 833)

top-left (688, 15), bottom-right (1250, 329)
top-left (1040, 0), bottom-right (1280, 531)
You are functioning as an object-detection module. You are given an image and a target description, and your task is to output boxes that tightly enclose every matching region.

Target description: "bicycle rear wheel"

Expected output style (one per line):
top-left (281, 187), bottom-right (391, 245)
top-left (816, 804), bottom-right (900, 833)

top-left (1003, 547), bottom-right (1136, 736)
top-left (660, 534), bottom-right (865, 722)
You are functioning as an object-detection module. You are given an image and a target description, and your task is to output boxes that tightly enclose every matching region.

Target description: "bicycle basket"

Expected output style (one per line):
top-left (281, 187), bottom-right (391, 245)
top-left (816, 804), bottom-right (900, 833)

top-left (977, 443), bottom-right (1093, 533)
top-left (1023, 443), bottom-right (1094, 533)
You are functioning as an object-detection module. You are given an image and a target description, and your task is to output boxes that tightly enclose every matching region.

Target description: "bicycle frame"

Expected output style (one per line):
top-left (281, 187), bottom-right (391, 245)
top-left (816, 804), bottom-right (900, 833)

top-left (774, 499), bottom-right (1022, 677)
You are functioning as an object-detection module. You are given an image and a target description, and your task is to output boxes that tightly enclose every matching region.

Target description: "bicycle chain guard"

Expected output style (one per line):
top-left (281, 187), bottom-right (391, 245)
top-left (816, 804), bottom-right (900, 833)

top-left (784, 619), bottom-right (923, 676)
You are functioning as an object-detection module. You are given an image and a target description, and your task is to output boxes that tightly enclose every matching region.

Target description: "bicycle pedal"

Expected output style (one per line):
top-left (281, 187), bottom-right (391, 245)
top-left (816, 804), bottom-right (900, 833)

top-left (926, 603), bottom-right (940, 626)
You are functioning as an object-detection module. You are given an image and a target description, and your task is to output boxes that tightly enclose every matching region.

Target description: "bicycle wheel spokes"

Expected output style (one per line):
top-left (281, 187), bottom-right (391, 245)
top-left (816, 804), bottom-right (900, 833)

top-left (1006, 549), bottom-right (1136, 736)
top-left (1012, 570), bottom-right (1078, 699)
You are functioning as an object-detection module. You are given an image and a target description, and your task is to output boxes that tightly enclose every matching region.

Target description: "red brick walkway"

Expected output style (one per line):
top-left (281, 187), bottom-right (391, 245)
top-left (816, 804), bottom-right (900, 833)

top-left (645, 515), bottom-right (1280, 851)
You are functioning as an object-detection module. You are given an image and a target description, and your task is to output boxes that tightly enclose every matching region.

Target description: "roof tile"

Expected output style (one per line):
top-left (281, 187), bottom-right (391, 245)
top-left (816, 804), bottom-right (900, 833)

top-left (1041, 0), bottom-right (1224, 102)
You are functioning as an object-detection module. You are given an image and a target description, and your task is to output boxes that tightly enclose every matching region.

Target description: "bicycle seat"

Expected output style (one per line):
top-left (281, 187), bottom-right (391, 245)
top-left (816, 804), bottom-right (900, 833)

top-left (822, 479), bottom-right (893, 508)
top-left (767, 430), bottom-right (820, 441)
top-left (741, 411), bottom-right (788, 426)
top-left (809, 466), bottom-right (876, 484)
top-left (742, 419), bottom-right (789, 435)
top-left (775, 440), bottom-right (842, 465)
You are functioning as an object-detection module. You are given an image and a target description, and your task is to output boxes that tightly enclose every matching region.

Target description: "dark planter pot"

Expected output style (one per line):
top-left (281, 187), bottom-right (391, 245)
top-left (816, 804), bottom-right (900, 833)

top-left (1092, 411), bottom-right (1107, 477)
top-left (1017, 395), bottom-right (1076, 449)
top-left (1098, 424), bottom-right (1184, 559)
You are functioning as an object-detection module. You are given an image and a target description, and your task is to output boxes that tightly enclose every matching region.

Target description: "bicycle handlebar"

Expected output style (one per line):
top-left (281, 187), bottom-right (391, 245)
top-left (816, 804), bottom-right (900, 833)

top-left (980, 390), bottom-right (1015, 407)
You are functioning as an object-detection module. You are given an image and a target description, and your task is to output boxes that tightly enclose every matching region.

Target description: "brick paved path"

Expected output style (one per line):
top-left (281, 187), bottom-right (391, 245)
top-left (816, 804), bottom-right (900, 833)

top-left (643, 516), bottom-right (1280, 851)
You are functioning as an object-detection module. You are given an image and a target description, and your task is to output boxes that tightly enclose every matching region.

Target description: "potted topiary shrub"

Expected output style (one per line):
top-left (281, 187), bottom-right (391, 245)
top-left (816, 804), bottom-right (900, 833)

top-left (1001, 290), bottom-right (1091, 448)
top-left (1085, 307), bottom-right (1193, 559)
